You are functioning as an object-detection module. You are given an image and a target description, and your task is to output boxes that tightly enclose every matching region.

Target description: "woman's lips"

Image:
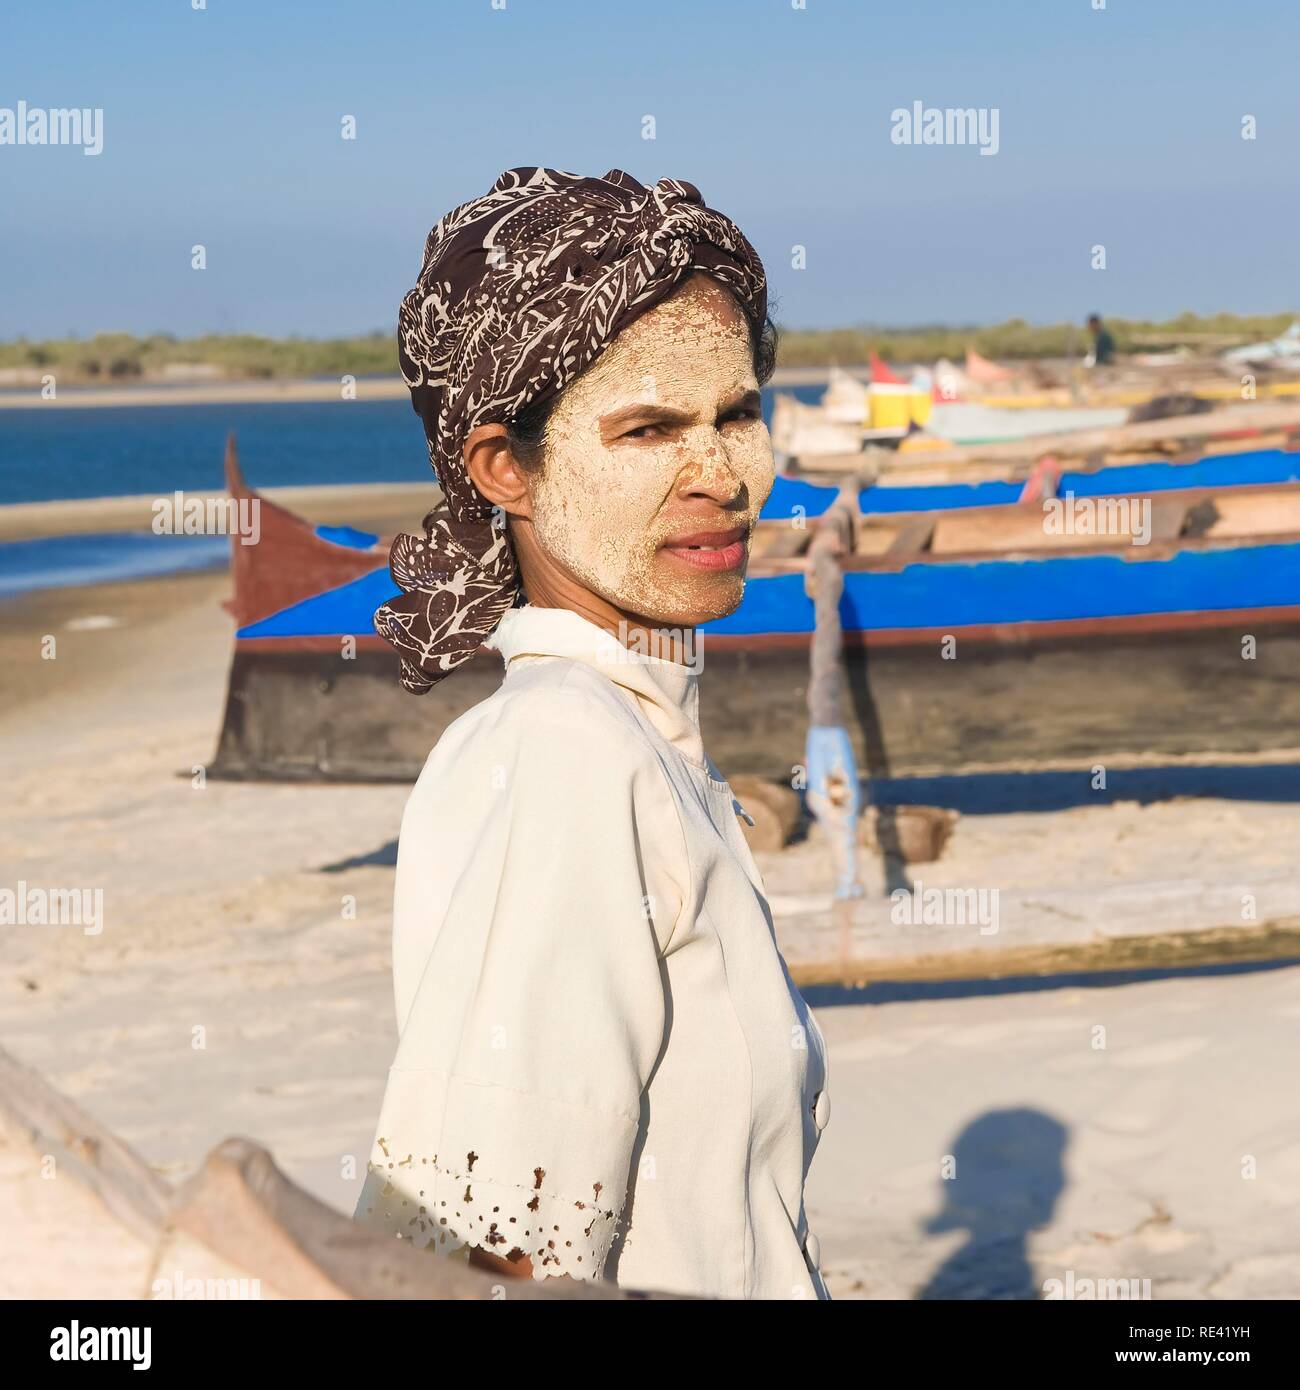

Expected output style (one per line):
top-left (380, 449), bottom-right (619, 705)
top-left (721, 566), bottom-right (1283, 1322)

top-left (660, 526), bottom-right (748, 572)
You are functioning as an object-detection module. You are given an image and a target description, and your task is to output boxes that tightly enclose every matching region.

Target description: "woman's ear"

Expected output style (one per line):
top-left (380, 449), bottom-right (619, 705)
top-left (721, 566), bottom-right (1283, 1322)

top-left (464, 424), bottom-right (534, 520)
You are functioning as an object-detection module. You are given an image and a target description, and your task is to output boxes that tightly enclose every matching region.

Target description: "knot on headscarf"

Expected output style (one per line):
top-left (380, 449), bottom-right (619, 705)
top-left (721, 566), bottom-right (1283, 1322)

top-left (375, 166), bottom-right (768, 692)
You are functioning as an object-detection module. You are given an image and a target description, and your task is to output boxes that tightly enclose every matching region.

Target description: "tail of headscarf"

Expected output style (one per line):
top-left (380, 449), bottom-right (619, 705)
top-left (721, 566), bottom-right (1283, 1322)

top-left (375, 166), bottom-right (767, 692)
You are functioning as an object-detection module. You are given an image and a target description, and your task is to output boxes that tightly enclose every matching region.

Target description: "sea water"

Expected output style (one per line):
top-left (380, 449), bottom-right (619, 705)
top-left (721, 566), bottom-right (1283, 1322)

top-left (0, 387), bottom-right (819, 593)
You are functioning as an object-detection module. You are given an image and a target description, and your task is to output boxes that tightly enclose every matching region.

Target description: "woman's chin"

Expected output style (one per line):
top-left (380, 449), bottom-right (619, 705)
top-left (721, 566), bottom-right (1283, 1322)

top-left (623, 573), bottom-right (747, 629)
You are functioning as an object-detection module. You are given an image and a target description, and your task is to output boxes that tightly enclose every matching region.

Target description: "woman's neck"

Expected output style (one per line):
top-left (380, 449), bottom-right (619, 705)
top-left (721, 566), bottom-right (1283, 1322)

top-left (517, 581), bottom-right (697, 666)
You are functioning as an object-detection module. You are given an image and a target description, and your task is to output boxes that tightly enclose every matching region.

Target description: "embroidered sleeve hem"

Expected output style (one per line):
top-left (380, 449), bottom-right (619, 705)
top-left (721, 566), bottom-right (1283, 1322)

top-left (353, 1072), bottom-right (638, 1282)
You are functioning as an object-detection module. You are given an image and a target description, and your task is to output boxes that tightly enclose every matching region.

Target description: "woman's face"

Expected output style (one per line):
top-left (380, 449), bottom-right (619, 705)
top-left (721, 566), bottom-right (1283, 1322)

top-left (525, 273), bottom-right (775, 627)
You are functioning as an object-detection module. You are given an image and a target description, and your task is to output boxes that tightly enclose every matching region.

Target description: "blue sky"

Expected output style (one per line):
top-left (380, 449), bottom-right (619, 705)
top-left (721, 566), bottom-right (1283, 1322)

top-left (3, 0), bottom-right (1297, 338)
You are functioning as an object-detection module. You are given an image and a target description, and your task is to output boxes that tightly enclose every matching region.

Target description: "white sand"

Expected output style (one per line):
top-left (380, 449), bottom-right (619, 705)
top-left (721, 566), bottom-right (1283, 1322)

top-left (808, 963), bottom-right (1300, 1299)
top-left (0, 482), bottom-right (438, 542)
top-left (0, 378), bottom-right (411, 411)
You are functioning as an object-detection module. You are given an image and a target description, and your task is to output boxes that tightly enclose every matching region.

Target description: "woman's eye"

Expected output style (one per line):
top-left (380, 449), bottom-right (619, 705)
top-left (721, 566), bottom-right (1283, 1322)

top-left (624, 423), bottom-right (664, 440)
top-left (720, 408), bottom-right (760, 428)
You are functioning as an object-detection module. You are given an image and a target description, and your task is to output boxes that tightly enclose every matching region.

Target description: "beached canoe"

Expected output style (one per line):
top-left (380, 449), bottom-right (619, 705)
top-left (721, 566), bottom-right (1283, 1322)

top-left (211, 439), bottom-right (1300, 783)
top-left (800, 400), bottom-right (1300, 480)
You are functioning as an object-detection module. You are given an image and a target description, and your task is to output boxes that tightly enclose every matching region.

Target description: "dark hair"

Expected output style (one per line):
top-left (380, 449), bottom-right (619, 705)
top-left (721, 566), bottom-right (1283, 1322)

top-left (507, 306), bottom-right (779, 472)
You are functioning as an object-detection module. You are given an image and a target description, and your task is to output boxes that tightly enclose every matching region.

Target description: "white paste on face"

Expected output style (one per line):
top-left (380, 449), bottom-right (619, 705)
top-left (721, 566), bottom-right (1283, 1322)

top-left (527, 274), bottom-right (775, 626)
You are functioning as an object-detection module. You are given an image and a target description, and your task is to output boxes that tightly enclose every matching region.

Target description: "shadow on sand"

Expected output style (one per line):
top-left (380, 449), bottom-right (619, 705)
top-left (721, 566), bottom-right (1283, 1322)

top-left (918, 1108), bottom-right (1068, 1300)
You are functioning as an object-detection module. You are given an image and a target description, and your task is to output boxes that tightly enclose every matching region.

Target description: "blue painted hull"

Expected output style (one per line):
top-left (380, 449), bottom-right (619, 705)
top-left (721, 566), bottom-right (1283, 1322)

top-left (759, 449), bottom-right (1300, 521)
top-left (237, 538), bottom-right (1300, 644)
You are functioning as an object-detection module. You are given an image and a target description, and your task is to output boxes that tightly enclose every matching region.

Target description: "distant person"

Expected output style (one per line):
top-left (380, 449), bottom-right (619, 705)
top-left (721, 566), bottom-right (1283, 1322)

top-left (1086, 313), bottom-right (1116, 367)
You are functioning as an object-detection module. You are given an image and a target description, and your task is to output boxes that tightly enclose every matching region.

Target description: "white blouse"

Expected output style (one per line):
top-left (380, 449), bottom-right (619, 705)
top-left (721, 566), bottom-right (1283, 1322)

top-left (353, 605), bottom-right (830, 1299)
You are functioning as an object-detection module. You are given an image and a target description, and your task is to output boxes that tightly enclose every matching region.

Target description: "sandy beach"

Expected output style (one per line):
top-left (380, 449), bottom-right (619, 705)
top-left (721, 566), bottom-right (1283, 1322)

top-left (0, 482), bottom-right (441, 543)
top-left (0, 377), bottom-right (412, 411)
top-left (0, 366), bottom-right (835, 414)
top-left (3, 550), bottom-right (1298, 1298)
top-left (810, 960), bottom-right (1300, 1298)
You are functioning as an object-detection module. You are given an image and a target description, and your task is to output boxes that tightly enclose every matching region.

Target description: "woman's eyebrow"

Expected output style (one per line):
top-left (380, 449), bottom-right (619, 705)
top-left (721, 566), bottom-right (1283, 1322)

top-left (599, 401), bottom-right (696, 439)
top-left (599, 389), bottom-right (763, 439)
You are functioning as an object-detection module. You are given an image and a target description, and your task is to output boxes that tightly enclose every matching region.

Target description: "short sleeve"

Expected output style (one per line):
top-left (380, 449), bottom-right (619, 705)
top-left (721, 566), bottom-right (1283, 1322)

top-left (353, 689), bottom-right (689, 1280)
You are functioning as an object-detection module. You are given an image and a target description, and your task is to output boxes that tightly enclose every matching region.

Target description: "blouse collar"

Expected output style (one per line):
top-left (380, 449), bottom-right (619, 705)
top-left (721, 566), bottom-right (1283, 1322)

top-left (486, 605), bottom-right (705, 767)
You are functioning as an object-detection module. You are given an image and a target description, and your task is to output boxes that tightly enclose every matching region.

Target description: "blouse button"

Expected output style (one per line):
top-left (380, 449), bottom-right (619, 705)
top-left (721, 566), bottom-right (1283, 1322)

top-left (812, 1090), bottom-right (831, 1132)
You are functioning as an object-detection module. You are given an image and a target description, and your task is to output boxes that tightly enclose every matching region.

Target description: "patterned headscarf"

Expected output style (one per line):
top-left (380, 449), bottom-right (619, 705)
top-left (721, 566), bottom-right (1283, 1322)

top-left (375, 166), bottom-right (768, 692)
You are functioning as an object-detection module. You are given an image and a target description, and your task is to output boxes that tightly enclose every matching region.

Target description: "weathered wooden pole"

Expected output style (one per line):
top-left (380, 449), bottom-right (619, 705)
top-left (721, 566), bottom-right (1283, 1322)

top-left (803, 487), bottom-right (864, 971)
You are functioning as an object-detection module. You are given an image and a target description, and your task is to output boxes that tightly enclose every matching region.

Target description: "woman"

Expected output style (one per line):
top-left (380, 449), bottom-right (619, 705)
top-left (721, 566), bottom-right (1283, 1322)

top-left (354, 168), bottom-right (830, 1300)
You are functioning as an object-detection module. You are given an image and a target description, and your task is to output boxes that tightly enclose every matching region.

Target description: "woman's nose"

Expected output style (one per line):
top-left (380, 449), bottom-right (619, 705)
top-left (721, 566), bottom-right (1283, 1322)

top-left (676, 431), bottom-right (742, 503)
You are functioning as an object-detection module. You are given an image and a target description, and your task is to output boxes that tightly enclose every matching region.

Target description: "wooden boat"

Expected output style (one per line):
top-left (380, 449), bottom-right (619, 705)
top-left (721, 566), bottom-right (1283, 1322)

top-left (775, 371), bottom-right (1300, 471)
top-left (211, 437), bottom-right (1300, 784)
top-left (800, 400), bottom-right (1300, 481)
top-left (0, 1042), bottom-right (641, 1301)
top-left (770, 391), bottom-right (862, 458)
top-left (925, 400), bottom-right (1129, 444)
top-left (819, 365), bottom-right (871, 424)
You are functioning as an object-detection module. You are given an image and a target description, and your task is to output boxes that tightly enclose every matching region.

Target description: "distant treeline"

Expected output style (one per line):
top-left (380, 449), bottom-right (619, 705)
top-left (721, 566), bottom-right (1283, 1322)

top-left (0, 332), bottom-right (396, 383)
top-left (2, 312), bottom-right (1295, 382)
top-left (773, 312), bottom-right (1299, 367)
